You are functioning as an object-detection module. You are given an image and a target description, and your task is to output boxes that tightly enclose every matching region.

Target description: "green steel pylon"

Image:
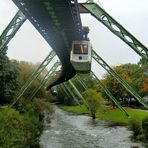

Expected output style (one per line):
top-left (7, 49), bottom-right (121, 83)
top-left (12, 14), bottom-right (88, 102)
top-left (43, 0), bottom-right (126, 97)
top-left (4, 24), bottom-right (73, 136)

top-left (75, 75), bottom-right (88, 90)
top-left (81, 3), bottom-right (148, 61)
top-left (68, 80), bottom-right (89, 109)
top-left (28, 62), bottom-right (60, 102)
top-left (59, 84), bottom-right (72, 99)
top-left (62, 83), bottom-right (81, 106)
top-left (0, 10), bottom-right (26, 51)
top-left (92, 49), bottom-right (148, 109)
top-left (76, 73), bottom-right (129, 117)
top-left (11, 50), bottom-right (56, 107)
top-left (90, 71), bottom-right (129, 117)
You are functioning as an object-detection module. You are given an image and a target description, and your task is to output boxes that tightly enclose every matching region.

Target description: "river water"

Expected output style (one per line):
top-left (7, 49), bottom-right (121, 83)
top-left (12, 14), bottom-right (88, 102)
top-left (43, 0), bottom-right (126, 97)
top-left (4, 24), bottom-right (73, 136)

top-left (40, 106), bottom-right (144, 148)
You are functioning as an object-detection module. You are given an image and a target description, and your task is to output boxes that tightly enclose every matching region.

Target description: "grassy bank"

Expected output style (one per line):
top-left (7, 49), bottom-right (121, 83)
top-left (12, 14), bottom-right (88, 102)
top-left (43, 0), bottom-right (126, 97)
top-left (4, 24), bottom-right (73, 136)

top-left (60, 105), bottom-right (89, 115)
top-left (61, 105), bottom-right (148, 125)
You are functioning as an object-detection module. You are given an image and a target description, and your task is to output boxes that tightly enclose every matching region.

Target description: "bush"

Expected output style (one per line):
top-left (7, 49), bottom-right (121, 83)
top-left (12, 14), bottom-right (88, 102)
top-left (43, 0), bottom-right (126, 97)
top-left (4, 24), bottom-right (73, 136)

top-left (142, 116), bottom-right (148, 140)
top-left (128, 116), bottom-right (142, 138)
top-left (0, 107), bottom-right (42, 147)
top-left (82, 89), bottom-right (105, 119)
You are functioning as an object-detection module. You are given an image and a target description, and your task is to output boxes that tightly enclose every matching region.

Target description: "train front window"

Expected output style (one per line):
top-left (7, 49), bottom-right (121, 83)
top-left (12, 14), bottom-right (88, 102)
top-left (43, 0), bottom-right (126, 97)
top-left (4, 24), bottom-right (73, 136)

top-left (73, 44), bottom-right (88, 54)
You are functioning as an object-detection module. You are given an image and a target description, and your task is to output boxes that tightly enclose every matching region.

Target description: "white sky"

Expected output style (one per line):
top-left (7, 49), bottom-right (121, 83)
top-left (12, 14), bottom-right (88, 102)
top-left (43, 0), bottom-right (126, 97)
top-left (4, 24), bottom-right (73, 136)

top-left (0, 0), bottom-right (148, 78)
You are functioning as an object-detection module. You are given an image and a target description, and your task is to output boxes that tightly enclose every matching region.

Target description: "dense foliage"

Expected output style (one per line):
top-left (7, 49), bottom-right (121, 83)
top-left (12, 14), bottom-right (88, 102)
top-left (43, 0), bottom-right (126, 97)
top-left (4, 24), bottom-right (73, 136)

top-left (129, 116), bottom-right (148, 142)
top-left (0, 107), bottom-right (42, 147)
top-left (102, 63), bottom-right (147, 106)
top-left (82, 89), bottom-right (105, 119)
top-left (0, 48), bottom-right (19, 104)
top-left (16, 61), bottom-right (50, 100)
top-left (0, 49), bottom-right (53, 147)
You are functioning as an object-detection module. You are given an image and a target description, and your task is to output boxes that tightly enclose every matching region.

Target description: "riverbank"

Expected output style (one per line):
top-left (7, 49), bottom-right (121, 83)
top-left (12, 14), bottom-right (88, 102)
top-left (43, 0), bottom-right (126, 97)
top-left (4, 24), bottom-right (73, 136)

top-left (60, 105), bottom-right (148, 125)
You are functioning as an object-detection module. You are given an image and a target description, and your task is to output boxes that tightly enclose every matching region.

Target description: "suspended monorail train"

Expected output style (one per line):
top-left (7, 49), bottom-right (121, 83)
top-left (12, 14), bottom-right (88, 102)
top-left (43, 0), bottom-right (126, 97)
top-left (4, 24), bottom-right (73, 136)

top-left (70, 40), bottom-right (92, 73)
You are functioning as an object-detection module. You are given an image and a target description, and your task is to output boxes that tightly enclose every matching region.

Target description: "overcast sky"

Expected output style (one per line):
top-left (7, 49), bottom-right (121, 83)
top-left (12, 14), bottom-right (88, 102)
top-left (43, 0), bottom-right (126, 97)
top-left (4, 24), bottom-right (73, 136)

top-left (0, 0), bottom-right (148, 78)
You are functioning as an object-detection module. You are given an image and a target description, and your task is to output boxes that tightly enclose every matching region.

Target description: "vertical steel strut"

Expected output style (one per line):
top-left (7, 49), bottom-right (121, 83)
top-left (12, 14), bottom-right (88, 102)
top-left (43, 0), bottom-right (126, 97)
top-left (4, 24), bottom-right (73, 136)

top-left (11, 50), bottom-right (56, 106)
top-left (0, 10), bottom-right (26, 51)
top-left (92, 50), bottom-right (148, 109)
top-left (81, 3), bottom-right (148, 61)
top-left (90, 71), bottom-right (129, 117)
top-left (28, 62), bottom-right (60, 102)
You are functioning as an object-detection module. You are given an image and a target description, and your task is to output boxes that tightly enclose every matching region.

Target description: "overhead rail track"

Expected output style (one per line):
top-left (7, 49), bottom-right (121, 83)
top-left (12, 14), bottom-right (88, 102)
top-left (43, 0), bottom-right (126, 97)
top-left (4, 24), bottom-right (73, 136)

top-left (12, 0), bottom-right (86, 89)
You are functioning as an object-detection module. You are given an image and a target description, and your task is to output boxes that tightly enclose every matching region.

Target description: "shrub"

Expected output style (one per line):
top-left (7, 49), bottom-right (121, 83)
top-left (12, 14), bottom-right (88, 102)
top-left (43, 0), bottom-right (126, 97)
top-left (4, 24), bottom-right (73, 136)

top-left (128, 116), bottom-right (142, 138)
top-left (142, 116), bottom-right (148, 140)
top-left (0, 107), bottom-right (42, 147)
top-left (82, 89), bottom-right (105, 119)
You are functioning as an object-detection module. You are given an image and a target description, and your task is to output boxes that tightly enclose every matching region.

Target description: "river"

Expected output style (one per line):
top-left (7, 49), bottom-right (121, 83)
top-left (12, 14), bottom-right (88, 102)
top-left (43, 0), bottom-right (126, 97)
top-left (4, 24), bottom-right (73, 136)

top-left (40, 106), bottom-right (144, 148)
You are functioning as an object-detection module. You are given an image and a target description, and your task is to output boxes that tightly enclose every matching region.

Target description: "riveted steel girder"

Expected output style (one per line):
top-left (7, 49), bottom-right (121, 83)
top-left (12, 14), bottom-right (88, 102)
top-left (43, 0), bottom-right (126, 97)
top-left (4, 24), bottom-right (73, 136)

top-left (59, 84), bottom-right (72, 99)
top-left (28, 62), bottom-right (60, 102)
top-left (75, 75), bottom-right (88, 90)
top-left (80, 3), bottom-right (148, 61)
top-left (62, 83), bottom-right (81, 106)
top-left (68, 80), bottom-right (89, 109)
top-left (92, 50), bottom-right (148, 109)
top-left (11, 50), bottom-right (56, 107)
top-left (0, 10), bottom-right (26, 51)
top-left (76, 73), bottom-right (129, 117)
top-left (90, 71), bottom-right (129, 117)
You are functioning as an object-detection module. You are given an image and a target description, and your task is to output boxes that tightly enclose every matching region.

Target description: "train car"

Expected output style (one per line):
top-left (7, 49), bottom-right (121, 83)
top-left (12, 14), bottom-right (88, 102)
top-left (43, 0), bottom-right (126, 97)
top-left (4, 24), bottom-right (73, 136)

top-left (70, 40), bottom-right (92, 73)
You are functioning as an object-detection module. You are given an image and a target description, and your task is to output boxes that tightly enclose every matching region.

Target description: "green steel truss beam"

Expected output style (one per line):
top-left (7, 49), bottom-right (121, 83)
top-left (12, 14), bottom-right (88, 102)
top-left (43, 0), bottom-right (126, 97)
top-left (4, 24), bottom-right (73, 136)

top-left (75, 75), bottom-right (87, 90)
top-left (90, 71), bottom-right (129, 117)
top-left (11, 50), bottom-right (56, 106)
top-left (92, 50), bottom-right (148, 109)
top-left (68, 80), bottom-right (89, 109)
top-left (59, 84), bottom-right (72, 99)
top-left (28, 62), bottom-right (60, 102)
top-left (0, 10), bottom-right (26, 51)
top-left (77, 73), bottom-right (129, 117)
top-left (81, 3), bottom-right (148, 61)
top-left (62, 83), bottom-right (81, 106)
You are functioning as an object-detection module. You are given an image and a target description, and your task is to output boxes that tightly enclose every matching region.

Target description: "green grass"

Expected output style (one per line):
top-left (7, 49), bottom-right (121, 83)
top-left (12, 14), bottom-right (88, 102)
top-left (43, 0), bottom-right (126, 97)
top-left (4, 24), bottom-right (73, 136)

top-left (61, 105), bottom-right (148, 125)
top-left (98, 108), bottom-right (148, 124)
top-left (60, 105), bottom-right (89, 114)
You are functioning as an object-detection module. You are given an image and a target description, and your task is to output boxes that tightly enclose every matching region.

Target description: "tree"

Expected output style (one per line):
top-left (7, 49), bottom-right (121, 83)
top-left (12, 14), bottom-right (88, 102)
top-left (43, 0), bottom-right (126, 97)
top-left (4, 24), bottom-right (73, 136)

top-left (138, 58), bottom-right (148, 95)
top-left (102, 65), bottom-right (132, 102)
top-left (0, 47), bottom-right (19, 104)
top-left (16, 61), bottom-right (49, 101)
top-left (82, 89), bottom-right (105, 119)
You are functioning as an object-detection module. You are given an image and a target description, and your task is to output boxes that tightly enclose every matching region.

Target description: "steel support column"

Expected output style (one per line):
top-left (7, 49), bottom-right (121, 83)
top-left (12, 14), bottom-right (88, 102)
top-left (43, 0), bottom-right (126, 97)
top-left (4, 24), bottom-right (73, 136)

top-left (0, 10), bottom-right (26, 51)
top-left (90, 71), bottom-right (129, 117)
top-left (92, 50), bottom-right (148, 109)
top-left (75, 75), bottom-right (88, 90)
top-left (80, 3), bottom-right (148, 61)
top-left (68, 80), bottom-right (89, 109)
top-left (77, 73), bottom-right (129, 116)
top-left (28, 62), bottom-right (60, 102)
top-left (62, 83), bottom-right (81, 106)
top-left (11, 50), bottom-right (56, 106)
